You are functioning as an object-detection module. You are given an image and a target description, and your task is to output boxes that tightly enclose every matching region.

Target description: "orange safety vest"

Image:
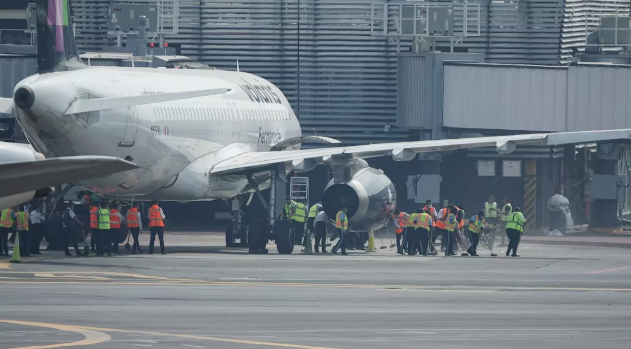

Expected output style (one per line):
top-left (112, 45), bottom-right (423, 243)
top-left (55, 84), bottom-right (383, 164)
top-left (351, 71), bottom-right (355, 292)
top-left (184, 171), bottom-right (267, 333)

top-left (90, 206), bottom-right (98, 228)
top-left (127, 208), bottom-right (140, 228)
top-left (148, 205), bottom-right (165, 227)
top-left (394, 212), bottom-right (406, 233)
top-left (110, 209), bottom-right (121, 228)
top-left (456, 207), bottom-right (464, 229)
top-left (435, 208), bottom-right (448, 229)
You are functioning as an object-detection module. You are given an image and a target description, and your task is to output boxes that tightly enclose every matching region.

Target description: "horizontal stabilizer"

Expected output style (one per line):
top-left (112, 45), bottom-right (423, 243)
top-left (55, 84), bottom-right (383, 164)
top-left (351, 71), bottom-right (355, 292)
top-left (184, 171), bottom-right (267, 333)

top-left (0, 98), bottom-right (12, 114)
top-left (66, 88), bottom-right (231, 114)
top-left (0, 156), bottom-right (137, 198)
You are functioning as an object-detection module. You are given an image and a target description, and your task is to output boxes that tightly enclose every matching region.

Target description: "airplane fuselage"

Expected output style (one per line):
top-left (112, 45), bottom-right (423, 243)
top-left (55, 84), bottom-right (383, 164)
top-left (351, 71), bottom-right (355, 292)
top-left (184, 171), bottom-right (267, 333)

top-left (14, 67), bottom-right (302, 201)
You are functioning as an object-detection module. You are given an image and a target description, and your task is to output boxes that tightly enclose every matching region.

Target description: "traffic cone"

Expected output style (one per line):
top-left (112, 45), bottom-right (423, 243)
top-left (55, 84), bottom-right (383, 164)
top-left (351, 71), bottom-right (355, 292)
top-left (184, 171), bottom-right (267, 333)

top-left (367, 231), bottom-right (376, 252)
top-left (303, 230), bottom-right (314, 255)
top-left (10, 230), bottom-right (21, 263)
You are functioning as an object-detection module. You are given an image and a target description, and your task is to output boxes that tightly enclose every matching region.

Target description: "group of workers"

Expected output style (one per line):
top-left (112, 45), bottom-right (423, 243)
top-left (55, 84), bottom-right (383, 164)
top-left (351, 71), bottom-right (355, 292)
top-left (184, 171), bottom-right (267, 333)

top-left (0, 205), bottom-right (45, 257)
top-left (282, 197), bottom-right (352, 255)
top-left (393, 196), bottom-right (526, 257)
top-left (0, 197), bottom-right (168, 258)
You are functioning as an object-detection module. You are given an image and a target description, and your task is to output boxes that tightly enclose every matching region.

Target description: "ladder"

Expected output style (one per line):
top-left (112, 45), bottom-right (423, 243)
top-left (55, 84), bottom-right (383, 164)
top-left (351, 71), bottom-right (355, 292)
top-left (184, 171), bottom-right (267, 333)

top-left (290, 177), bottom-right (309, 204)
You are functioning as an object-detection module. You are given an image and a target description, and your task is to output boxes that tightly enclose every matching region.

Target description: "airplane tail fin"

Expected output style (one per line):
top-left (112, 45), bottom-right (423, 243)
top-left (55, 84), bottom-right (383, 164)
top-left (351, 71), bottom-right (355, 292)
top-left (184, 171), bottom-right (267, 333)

top-left (36, 0), bottom-right (88, 73)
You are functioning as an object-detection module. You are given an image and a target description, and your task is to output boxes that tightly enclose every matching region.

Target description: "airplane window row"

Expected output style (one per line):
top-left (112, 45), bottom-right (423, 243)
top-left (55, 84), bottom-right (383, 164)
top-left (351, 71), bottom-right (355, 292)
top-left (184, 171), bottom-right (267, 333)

top-left (152, 107), bottom-right (292, 122)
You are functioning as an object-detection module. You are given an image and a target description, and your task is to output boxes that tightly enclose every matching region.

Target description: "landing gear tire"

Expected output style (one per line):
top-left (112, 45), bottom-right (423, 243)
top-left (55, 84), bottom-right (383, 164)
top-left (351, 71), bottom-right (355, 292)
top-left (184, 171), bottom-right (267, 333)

top-left (275, 219), bottom-right (295, 254)
top-left (226, 226), bottom-right (237, 247)
top-left (238, 225), bottom-right (249, 247)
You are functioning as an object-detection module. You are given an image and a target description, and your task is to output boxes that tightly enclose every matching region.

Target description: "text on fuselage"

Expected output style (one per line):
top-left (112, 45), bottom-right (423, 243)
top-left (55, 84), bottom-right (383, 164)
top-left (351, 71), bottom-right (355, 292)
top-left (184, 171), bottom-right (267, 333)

top-left (239, 79), bottom-right (282, 104)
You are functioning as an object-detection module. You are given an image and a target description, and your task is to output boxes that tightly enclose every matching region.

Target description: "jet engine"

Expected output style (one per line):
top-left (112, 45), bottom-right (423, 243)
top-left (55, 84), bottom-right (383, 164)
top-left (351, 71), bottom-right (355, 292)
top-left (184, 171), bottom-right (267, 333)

top-left (322, 166), bottom-right (396, 232)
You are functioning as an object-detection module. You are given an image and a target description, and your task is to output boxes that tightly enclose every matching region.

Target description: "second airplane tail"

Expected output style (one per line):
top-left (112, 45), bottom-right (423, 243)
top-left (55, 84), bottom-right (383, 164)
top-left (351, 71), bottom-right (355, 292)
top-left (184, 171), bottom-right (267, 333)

top-left (36, 0), bottom-right (88, 73)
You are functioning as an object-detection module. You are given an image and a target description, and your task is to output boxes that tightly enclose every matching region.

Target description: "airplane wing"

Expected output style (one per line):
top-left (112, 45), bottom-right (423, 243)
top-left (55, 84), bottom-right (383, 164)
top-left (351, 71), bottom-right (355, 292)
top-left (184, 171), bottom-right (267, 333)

top-left (65, 88), bottom-right (231, 114)
top-left (0, 156), bottom-right (137, 198)
top-left (211, 129), bottom-right (631, 174)
top-left (0, 97), bottom-right (12, 114)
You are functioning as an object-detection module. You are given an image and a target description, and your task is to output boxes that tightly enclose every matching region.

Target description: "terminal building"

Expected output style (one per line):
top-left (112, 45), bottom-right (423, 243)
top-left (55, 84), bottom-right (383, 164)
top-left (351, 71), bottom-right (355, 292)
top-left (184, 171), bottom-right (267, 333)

top-left (2, 0), bottom-right (631, 231)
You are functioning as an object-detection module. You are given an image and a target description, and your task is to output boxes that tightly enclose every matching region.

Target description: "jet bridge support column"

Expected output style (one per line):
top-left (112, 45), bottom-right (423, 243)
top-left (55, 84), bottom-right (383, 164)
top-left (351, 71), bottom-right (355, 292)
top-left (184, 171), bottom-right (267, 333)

top-left (590, 143), bottom-right (623, 232)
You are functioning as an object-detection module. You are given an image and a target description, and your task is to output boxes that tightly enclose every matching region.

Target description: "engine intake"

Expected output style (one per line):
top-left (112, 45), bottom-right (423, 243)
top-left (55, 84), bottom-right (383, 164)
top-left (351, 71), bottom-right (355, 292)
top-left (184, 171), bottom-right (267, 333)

top-left (322, 167), bottom-right (396, 231)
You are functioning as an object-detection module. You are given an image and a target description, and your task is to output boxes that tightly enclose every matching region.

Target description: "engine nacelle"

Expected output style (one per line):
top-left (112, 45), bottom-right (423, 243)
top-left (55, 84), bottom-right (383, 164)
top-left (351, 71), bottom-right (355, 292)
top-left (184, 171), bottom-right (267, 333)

top-left (322, 167), bottom-right (396, 232)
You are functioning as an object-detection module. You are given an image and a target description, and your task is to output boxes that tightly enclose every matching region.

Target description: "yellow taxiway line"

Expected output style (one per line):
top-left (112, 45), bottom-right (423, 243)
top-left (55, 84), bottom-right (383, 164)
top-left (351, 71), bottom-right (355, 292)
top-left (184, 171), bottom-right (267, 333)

top-left (0, 320), bottom-right (111, 349)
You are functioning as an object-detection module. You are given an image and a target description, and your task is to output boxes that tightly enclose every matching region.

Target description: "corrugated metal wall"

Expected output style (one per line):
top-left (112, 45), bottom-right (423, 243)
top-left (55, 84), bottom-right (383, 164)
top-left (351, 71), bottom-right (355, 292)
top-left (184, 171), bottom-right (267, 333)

top-left (0, 55), bottom-right (36, 113)
top-left (397, 55), bottom-right (429, 129)
top-left (443, 63), bottom-right (567, 131)
top-left (567, 65), bottom-right (631, 131)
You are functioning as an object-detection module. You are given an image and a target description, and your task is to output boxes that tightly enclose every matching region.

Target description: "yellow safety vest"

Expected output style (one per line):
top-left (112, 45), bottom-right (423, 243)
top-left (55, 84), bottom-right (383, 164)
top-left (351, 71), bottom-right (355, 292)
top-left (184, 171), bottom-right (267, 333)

top-left (335, 211), bottom-right (348, 230)
top-left (17, 212), bottom-right (29, 231)
top-left (418, 213), bottom-right (431, 230)
top-left (98, 208), bottom-right (111, 230)
top-left (407, 213), bottom-right (419, 228)
top-left (468, 216), bottom-right (484, 233)
top-left (505, 212), bottom-right (526, 233)
top-left (308, 204), bottom-right (320, 218)
top-left (501, 203), bottom-right (513, 222)
top-left (444, 213), bottom-right (457, 232)
top-left (293, 203), bottom-right (307, 223)
top-left (485, 202), bottom-right (497, 218)
top-left (0, 209), bottom-right (14, 228)
top-left (284, 202), bottom-right (296, 219)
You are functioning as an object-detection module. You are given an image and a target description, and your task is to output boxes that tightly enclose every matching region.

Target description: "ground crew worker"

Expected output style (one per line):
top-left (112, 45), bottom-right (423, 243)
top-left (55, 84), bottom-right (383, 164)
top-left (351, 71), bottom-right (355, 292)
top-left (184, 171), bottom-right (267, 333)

top-left (467, 211), bottom-right (485, 256)
top-left (292, 200), bottom-right (307, 245)
top-left (62, 202), bottom-right (84, 257)
top-left (444, 206), bottom-right (458, 256)
top-left (505, 207), bottom-right (525, 257)
top-left (110, 204), bottom-right (122, 254)
top-left (392, 210), bottom-right (408, 254)
top-left (89, 204), bottom-right (98, 253)
top-left (313, 207), bottom-right (328, 253)
top-left (406, 210), bottom-right (420, 255)
top-left (28, 206), bottom-right (44, 255)
top-left (485, 195), bottom-right (498, 224)
top-left (434, 205), bottom-right (449, 252)
top-left (16, 206), bottom-right (30, 257)
top-left (454, 205), bottom-right (465, 253)
top-left (127, 202), bottom-right (143, 254)
top-left (97, 201), bottom-right (112, 257)
top-left (148, 200), bottom-right (166, 255)
top-left (281, 196), bottom-right (296, 220)
top-left (332, 206), bottom-right (349, 255)
top-left (307, 202), bottom-right (322, 238)
top-left (417, 209), bottom-right (433, 255)
top-left (499, 197), bottom-right (513, 247)
top-left (0, 207), bottom-right (16, 256)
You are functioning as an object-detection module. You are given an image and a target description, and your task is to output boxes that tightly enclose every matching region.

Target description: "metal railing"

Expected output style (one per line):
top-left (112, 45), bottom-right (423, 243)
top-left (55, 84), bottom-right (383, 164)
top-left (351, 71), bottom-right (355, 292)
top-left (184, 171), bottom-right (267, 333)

top-left (0, 29), bottom-right (36, 46)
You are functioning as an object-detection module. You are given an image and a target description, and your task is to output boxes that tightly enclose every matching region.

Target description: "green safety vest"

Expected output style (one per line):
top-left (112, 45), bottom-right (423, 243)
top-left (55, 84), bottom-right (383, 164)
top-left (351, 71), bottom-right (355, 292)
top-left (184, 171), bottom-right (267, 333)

top-left (293, 203), bottom-right (307, 223)
top-left (284, 202), bottom-right (296, 219)
top-left (505, 212), bottom-right (526, 233)
top-left (98, 208), bottom-right (111, 230)
top-left (407, 213), bottom-right (419, 228)
top-left (0, 208), bottom-right (14, 228)
top-left (308, 204), bottom-right (320, 218)
top-left (501, 203), bottom-right (513, 222)
top-left (485, 202), bottom-right (497, 218)
top-left (468, 216), bottom-right (484, 233)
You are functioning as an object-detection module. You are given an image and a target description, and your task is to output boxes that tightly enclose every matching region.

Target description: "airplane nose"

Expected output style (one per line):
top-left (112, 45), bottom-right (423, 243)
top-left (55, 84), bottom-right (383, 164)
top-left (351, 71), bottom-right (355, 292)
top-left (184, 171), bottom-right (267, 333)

top-left (14, 86), bottom-right (35, 110)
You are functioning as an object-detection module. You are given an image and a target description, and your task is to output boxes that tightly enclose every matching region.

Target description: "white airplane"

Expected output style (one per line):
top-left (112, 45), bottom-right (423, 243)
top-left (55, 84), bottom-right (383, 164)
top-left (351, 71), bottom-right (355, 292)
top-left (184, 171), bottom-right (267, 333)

top-left (0, 141), bottom-right (137, 210)
top-left (1, 0), bottom-right (630, 252)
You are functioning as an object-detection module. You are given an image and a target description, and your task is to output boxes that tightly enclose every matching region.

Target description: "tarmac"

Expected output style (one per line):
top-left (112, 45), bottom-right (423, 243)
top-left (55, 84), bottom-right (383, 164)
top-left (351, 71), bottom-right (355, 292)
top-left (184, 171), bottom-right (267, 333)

top-left (1, 231), bottom-right (631, 349)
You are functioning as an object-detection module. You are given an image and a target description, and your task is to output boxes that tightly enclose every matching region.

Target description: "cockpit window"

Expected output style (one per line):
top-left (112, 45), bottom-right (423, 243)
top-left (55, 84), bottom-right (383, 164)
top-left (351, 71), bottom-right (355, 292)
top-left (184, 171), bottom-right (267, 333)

top-left (166, 61), bottom-right (217, 70)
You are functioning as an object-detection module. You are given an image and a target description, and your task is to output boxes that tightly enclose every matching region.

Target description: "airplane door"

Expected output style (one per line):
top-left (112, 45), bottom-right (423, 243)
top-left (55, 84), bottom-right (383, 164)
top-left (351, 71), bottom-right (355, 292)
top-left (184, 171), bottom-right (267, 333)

top-left (113, 80), bottom-right (138, 147)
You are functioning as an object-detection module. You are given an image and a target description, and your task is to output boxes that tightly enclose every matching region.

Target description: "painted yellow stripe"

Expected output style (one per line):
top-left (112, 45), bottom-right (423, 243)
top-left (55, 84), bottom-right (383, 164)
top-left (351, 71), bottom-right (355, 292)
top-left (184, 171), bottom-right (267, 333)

top-left (0, 319), bottom-right (111, 349)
